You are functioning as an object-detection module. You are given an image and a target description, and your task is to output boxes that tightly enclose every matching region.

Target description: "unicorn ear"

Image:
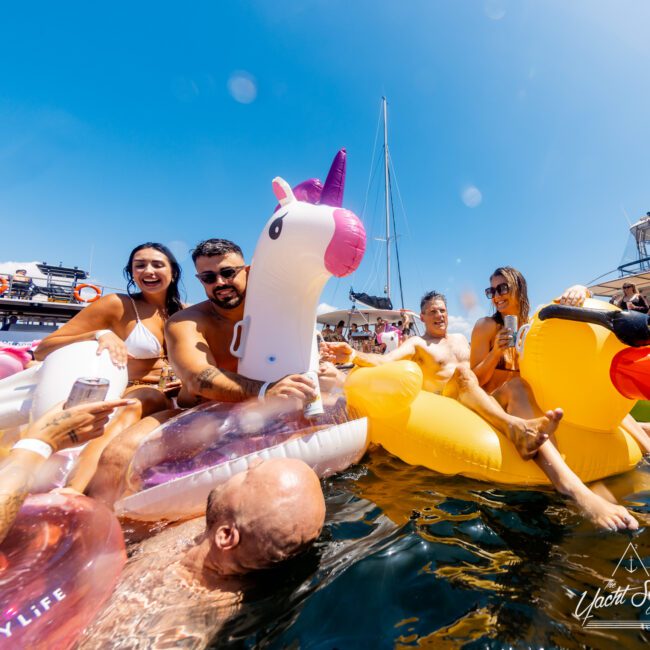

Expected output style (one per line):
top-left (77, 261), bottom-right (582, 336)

top-left (272, 177), bottom-right (296, 206)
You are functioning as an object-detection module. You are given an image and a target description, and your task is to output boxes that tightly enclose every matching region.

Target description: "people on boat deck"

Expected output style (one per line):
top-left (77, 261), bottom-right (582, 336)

top-left (165, 238), bottom-right (318, 407)
top-left (33, 242), bottom-right (184, 492)
top-left (10, 269), bottom-right (32, 299)
top-left (321, 324), bottom-right (335, 341)
top-left (0, 398), bottom-right (132, 543)
top-left (470, 266), bottom-right (647, 531)
top-left (77, 459), bottom-right (325, 648)
top-left (321, 287), bottom-right (639, 532)
top-left (332, 320), bottom-right (346, 342)
top-left (609, 282), bottom-right (650, 313)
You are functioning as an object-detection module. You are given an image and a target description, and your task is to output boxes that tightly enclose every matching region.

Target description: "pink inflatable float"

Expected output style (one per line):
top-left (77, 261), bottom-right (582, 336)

top-left (0, 347), bottom-right (32, 381)
top-left (0, 494), bottom-right (126, 649)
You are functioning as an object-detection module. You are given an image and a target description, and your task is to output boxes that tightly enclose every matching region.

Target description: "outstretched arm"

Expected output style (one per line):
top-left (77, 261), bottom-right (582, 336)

top-left (321, 338), bottom-right (420, 367)
top-left (0, 399), bottom-right (130, 542)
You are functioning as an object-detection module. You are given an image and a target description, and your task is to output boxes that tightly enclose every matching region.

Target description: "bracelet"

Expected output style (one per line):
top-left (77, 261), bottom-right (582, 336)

top-left (12, 438), bottom-right (53, 459)
top-left (258, 381), bottom-right (271, 401)
top-left (94, 329), bottom-right (112, 341)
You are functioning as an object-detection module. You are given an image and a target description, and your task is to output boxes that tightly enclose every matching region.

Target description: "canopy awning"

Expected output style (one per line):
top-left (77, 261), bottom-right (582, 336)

top-left (317, 307), bottom-right (421, 329)
top-left (588, 271), bottom-right (650, 298)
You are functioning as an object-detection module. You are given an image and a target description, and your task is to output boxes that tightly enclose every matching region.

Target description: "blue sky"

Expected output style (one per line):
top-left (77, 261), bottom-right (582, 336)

top-left (1, 1), bottom-right (650, 335)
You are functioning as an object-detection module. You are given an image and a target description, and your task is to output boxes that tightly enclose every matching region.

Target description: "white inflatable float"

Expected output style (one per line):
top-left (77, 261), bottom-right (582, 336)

top-left (115, 399), bottom-right (368, 521)
top-left (118, 150), bottom-right (369, 521)
top-left (0, 341), bottom-right (127, 430)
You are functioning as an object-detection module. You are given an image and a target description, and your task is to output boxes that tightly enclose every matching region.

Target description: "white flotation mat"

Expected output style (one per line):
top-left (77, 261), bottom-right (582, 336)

top-left (116, 417), bottom-right (368, 522)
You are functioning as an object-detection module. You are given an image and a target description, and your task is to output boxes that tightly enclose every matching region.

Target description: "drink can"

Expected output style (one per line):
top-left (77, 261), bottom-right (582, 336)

top-left (303, 370), bottom-right (324, 418)
top-left (64, 377), bottom-right (110, 409)
top-left (503, 315), bottom-right (518, 348)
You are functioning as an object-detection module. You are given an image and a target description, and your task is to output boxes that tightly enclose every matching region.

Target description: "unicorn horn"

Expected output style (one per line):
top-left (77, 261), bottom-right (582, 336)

top-left (320, 149), bottom-right (346, 207)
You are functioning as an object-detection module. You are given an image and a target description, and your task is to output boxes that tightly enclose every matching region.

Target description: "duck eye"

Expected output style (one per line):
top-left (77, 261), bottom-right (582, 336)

top-left (269, 216), bottom-right (284, 240)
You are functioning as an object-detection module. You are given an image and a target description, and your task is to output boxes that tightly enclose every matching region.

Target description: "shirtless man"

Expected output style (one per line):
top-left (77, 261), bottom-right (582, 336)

top-left (78, 458), bottom-right (325, 648)
top-left (324, 290), bottom-right (560, 459)
top-left (166, 239), bottom-right (317, 407)
top-left (323, 291), bottom-right (638, 531)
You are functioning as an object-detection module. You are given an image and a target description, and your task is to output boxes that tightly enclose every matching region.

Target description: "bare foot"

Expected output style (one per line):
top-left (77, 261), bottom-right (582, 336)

top-left (573, 487), bottom-right (639, 531)
top-left (508, 408), bottom-right (563, 460)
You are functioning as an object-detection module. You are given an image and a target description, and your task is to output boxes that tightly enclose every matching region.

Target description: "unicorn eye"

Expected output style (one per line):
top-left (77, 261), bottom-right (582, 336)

top-left (269, 216), bottom-right (284, 240)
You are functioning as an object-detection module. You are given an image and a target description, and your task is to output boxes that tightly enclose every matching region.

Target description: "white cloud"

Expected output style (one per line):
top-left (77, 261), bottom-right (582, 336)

top-left (317, 302), bottom-right (339, 316)
top-left (447, 314), bottom-right (474, 339)
top-left (0, 261), bottom-right (45, 279)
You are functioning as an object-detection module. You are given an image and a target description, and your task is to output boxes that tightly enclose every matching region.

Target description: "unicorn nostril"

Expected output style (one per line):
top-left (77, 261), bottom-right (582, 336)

top-left (325, 209), bottom-right (366, 277)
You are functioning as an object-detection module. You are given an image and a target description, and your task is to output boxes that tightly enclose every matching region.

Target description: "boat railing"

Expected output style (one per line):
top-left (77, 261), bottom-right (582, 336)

top-left (0, 273), bottom-right (104, 304)
top-left (617, 256), bottom-right (650, 275)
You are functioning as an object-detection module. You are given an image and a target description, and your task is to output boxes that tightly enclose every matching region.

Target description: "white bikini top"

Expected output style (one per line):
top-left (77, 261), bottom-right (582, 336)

top-left (124, 298), bottom-right (163, 360)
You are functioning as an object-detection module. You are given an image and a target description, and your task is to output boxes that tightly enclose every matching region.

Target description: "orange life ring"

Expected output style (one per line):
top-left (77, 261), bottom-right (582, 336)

top-left (74, 284), bottom-right (101, 303)
top-left (0, 277), bottom-right (8, 296)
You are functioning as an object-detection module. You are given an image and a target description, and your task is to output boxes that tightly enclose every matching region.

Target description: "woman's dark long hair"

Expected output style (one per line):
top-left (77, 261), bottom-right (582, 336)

top-left (123, 242), bottom-right (184, 316)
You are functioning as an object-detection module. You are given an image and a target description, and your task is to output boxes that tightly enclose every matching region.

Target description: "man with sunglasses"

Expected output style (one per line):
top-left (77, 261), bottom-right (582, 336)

top-left (165, 239), bottom-right (317, 407)
top-left (321, 290), bottom-right (563, 460)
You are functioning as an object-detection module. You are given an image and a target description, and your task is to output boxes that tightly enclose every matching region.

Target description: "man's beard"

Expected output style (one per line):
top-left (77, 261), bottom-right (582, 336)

top-left (209, 285), bottom-right (245, 309)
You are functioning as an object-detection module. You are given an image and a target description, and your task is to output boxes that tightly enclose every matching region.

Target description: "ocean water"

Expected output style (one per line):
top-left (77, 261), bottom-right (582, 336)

top-left (218, 451), bottom-right (650, 650)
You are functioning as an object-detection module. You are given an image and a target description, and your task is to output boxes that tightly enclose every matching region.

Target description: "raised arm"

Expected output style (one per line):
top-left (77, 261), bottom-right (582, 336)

top-left (34, 294), bottom-right (127, 366)
top-left (165, 313), bottom-right (315, 403)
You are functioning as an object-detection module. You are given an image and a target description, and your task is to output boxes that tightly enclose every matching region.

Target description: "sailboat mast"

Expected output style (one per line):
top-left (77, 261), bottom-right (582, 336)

top-left (382, 96), bottom-right (391, 300)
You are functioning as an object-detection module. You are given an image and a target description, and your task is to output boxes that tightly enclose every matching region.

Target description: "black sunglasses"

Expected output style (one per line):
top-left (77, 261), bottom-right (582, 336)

top-left (195, 266), bottom-right (245, 284)
top-left (485, 282), bottom-right (510, 299)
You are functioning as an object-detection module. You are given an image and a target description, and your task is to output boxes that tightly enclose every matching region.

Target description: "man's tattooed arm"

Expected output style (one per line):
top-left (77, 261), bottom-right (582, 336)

top-left (191, 366), bottom-right (264, 402)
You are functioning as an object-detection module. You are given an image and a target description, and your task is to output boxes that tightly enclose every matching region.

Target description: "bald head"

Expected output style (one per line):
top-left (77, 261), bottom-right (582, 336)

top-left (206, 458), bottom-right (325, 574)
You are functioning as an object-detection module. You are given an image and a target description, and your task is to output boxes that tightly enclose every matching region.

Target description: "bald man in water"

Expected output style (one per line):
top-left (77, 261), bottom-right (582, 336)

top-left (79, 458), bottom-right (325, 648)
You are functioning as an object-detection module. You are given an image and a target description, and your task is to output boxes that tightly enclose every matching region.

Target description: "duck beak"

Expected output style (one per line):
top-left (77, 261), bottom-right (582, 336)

top-left (610, 347), bottom-right (650, 400)
top-left (539, 304), bottom-right (650, 347)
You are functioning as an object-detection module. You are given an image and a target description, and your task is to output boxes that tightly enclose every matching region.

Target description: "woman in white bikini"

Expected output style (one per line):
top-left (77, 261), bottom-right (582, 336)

top-left (35, 242), bottom-right (184, 490)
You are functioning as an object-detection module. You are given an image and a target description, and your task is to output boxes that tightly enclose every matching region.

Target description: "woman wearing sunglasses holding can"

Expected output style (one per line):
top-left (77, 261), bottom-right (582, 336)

top-left (469, 267), bottom-right (648, 531)
top-left (34, 242), bottom-right (185, 491)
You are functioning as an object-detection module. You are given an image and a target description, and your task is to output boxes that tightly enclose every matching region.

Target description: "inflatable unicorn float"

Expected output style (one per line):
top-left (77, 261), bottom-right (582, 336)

top-left (0, 150), bottom-right (368, 648)
top-left (115, 150), bottom-right (370, 520)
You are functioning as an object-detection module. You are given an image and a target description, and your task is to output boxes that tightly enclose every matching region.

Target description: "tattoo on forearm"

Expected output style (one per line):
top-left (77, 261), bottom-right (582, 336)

top-left (194, 367), bottom-right (264, 400)
top-left (48, 412), bottom-right (73, 427)
top-left (196, 367), bottom-right (221, 391)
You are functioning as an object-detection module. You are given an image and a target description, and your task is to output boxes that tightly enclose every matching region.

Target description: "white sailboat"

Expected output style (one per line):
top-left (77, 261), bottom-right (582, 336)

top-left (317, 97), bottom-right (422, 340)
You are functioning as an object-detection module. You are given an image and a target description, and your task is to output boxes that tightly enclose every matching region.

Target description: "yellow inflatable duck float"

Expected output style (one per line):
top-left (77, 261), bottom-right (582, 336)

top-left (344, 299), bottom-right (650, 485)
